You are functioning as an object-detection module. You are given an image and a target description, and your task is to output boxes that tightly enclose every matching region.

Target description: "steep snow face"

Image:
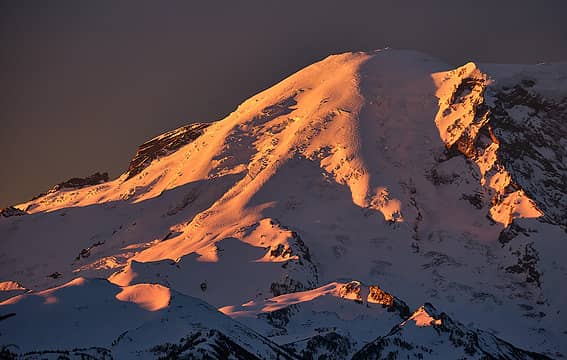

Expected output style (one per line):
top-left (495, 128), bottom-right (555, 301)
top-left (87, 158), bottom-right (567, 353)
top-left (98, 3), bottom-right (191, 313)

top-left (1, 49), bottom-right (566, 358)
top-left (432, 63), bottom-right (542, 226)
top-left (481, 63), bottom-right (567, 229)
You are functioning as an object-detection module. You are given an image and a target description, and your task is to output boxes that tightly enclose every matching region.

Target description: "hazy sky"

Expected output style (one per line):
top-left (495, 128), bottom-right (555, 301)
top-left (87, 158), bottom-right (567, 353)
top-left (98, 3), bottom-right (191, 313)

top-left (1, 0), bottom-right (566, 207)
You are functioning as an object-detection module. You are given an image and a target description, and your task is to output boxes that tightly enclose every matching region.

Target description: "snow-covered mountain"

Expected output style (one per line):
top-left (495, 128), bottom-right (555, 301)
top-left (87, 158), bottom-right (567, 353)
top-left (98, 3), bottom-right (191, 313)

top-left (1, 49), bottom-right (566, 359)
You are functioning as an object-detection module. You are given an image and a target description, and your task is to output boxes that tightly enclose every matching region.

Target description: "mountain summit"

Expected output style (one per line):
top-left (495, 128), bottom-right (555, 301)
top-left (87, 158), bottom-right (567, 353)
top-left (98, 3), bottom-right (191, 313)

top-left (1, 49), bottom-right (566, 359)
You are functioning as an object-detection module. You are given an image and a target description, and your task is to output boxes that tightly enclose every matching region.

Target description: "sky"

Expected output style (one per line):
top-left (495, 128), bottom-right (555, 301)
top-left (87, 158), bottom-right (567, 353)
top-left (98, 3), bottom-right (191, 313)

top-left (1, 0), bottom-right (566, 208)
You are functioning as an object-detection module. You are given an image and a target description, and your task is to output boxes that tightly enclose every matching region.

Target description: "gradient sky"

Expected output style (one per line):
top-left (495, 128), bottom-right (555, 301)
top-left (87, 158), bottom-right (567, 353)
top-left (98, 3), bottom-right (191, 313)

top-left (1, 0), bottom-right (566, 208)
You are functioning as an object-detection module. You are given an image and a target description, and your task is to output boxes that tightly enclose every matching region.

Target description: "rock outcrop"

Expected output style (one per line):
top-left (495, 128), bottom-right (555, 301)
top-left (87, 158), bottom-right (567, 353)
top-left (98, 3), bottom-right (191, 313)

top-left (125, 123), bottom-right (211, 180)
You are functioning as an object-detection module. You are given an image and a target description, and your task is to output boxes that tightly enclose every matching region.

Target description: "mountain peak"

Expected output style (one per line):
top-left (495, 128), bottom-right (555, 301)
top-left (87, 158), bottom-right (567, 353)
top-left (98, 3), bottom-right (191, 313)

top-left (405, 303), bottom-right (442, 327)
top-left (2, 49), bottom-right (566, 358)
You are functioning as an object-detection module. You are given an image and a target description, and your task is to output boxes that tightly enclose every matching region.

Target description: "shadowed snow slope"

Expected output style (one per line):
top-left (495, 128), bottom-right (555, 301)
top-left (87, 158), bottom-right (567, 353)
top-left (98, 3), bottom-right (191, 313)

top-left (0, 278), bottom-right (293, 359)
top-left (1, 49), bottom-right (566, 359)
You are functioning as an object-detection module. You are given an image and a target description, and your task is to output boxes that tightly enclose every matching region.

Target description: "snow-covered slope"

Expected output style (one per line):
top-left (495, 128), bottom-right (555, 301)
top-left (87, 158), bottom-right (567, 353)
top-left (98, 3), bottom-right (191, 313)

top-left (1, 49), bottom-right (566, 359)
top-left (221, 281), bottom-right (411, 357)
top-left (0, 277), bottom-right (294, 359)
top-left (352, 304), bottom-right (550, 360)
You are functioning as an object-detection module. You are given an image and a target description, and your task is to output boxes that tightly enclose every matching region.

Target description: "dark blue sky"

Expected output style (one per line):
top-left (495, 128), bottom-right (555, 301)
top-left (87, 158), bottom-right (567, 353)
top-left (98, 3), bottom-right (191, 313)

top-left (1, 0), bottom-right (566, 207)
